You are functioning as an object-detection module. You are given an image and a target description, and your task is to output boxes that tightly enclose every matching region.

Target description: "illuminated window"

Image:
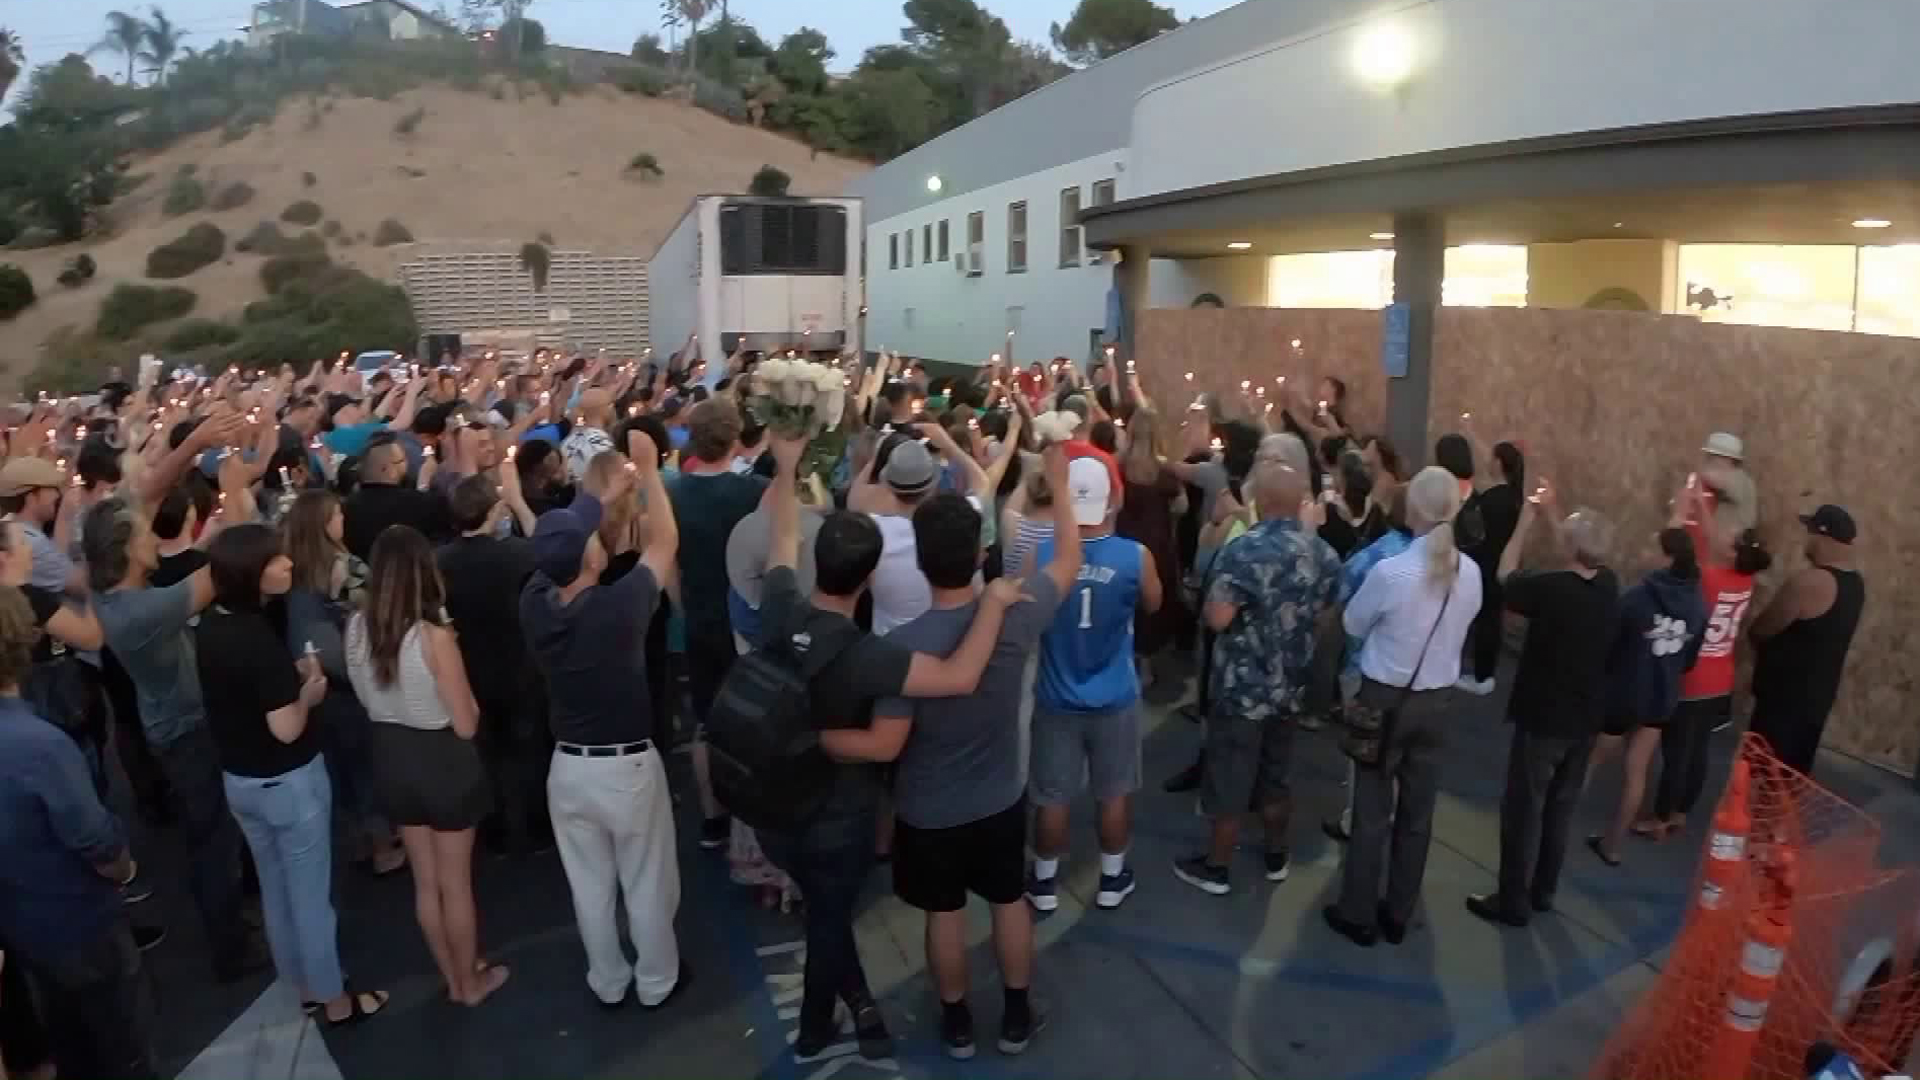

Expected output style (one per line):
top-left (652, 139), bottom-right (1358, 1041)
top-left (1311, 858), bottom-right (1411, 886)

top-left (1856, 246), bottom-right (1920, 337)
top-left (1267, 252), bottom-right (1394, 308)
top-left (1677, 244), bottom-right (1856, 332)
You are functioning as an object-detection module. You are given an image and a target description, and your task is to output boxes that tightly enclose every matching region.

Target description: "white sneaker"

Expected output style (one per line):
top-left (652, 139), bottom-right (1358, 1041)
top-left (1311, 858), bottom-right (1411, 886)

top-left (1455, 677), bottom-right (1495, 696)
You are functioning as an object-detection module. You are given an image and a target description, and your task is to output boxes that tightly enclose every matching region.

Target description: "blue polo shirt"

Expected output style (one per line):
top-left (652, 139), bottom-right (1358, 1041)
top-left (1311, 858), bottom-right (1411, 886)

top-left (0, 697), bottom-right (126, 962)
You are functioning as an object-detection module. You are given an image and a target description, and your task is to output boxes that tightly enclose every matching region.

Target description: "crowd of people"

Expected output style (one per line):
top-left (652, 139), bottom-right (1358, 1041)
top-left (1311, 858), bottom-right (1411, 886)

top-left (0, 344), bottom-right (1867, 1077)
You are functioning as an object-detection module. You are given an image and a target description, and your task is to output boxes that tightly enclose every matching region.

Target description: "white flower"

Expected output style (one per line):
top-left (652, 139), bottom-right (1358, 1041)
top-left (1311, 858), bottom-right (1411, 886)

top-left (1032, 411), bottom-right (1078, 445)
top-left (820, 388), bottom-right (845, 429)
top-left (810, 365), bottom-right (841, 393)
top-left (760, 359), bottom-right (790, 385)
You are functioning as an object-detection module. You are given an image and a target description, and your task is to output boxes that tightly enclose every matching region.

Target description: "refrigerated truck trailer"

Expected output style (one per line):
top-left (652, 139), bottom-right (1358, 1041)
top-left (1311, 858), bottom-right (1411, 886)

top-left (647, 195), bottom-right (864, 375)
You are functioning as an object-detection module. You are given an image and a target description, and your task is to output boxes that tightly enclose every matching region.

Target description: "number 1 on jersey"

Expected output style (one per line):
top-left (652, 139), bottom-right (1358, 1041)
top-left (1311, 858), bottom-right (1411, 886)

top-left (1078, 586), bottom-right (1093, 629)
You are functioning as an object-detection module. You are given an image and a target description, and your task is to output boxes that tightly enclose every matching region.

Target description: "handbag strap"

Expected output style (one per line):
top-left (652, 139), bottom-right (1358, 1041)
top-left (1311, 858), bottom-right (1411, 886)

top-left (1396, 583), bottom-right (1456, 706)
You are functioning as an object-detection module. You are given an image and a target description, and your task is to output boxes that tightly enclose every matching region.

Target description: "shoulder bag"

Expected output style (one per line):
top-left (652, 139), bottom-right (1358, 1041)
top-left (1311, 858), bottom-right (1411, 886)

top-left (1341, 588), bottom-right (1453, 768)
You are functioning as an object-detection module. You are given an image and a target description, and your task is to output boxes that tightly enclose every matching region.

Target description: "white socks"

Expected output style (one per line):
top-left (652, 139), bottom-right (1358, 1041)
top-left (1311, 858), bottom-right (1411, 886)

top-left (1033, 857), bottom-right (1060, 881)
top-left (1099, 851), bottom-right (1127, 876)
top-left (1034, 853), bottom-right (1129, 879)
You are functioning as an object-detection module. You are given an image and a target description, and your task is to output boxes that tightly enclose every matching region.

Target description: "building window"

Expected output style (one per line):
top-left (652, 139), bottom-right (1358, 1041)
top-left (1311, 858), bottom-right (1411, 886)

top-left (936, 219), bottom-right (950, 262)
top-left (905, 229), bottom-right (914, 267)
top-left (1059, 187), bottom-right (1082, 267)
top-left (1007, 201), bottom-right (1028, 274)
top-left (1091, 179), bottom-right (1116, 207)
top-left (923, 223), bottom-right (934, 262)
top-left (888, 233), bottom-right (898, 270)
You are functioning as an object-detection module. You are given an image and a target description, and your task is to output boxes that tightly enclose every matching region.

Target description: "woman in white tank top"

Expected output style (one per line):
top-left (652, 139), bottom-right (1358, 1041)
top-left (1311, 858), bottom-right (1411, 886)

top-left (344, 525), bottom-right (507, 1007)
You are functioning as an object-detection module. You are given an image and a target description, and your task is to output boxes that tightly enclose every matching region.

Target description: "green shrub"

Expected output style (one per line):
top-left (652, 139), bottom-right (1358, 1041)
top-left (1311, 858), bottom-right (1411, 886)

top-left (56, 254), bottom-right (98, 288)
top-left (280, 200), bottom-right (324, 226)
top-left (115, 172), bottom-right (152, 196)
top-left (97, 284), bottom-right (197, 339)
top-left (613, 66), bottom-right (668, 96)
top-left (261, 252), bottom-right (335, 294)
top-left (210, 181), bottom-right (257, 212)
top-left (302, 171), bottom-right (318, 188)
top-left (626, 152), bottom-right (664, 179)
top-left (322, 219), bottom-right (344, 238)
top-left (373, 219), bottom-right (414, 246)
top-left (163, 318), bottom-right (241, 351)
top-left (488, 82), bottom-right (507, 101)
top-left (146, 223), bottom-right (227, 279)
top-left (224, 263), bottom-right (416, 364)
top-left (0, 265), bottom-right (34, 320)
top-left (179, 163), bottom-right (199, 176)
top-left (0, 213), bottom-right (18, 248)
top-left (162, 173), bottom-right (207, 216)
top-left (692, 79), bottom-right (748, 124)
top-left (393, 106), bottom-right (426, 137)
top-left (748, 164), bottom-right (792, 197)
top-left (537, 230), bottom-right (555, 245)
top-left (519, 242), bottom-right (551, 291)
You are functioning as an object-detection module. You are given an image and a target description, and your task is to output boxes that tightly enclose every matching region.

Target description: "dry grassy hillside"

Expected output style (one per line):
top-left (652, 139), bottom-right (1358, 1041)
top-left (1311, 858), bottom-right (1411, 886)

top-left (0, 83), bottom-right (866, 389)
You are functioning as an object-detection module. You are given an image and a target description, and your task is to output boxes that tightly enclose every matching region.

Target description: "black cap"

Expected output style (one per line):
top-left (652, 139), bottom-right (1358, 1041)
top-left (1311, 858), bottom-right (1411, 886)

top-left (1799, 505), bottom-right (1856, 544)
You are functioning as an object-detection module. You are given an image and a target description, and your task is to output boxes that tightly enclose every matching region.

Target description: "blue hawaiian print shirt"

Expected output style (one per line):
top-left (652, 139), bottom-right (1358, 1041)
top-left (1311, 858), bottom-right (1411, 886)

top-left (1205, 518), bottom-right (1340, 722)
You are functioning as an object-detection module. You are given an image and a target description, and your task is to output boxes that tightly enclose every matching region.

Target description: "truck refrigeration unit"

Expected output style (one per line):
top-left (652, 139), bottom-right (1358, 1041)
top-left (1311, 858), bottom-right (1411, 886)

top-left (647, 195), bottom-right (864, 375)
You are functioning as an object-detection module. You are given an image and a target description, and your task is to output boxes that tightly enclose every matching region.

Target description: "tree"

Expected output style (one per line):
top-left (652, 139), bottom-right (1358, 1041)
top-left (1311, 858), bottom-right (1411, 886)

top-left (661, 0), bottom-right (713, 81)
top-left (90, 11), bottom-right (148, 85)
top-left (748, 164), bottom-right (790, 197)
top-left (1049, 0), bottom-right (1178, 66)
top-left (991, 39), bottom-right (1070, 108)
top-left (631, 32), bottom-right (669, 66)
top-left (841, 64), bottom-right (945, 159)
top-left (0, 28), bottom-right (24, 104)
top-left (501, 15), bottom-right (545, 55)
top-left (139, 7), bottom-right (188, 85)
top-left (770, 28), bottom-right (833, 94)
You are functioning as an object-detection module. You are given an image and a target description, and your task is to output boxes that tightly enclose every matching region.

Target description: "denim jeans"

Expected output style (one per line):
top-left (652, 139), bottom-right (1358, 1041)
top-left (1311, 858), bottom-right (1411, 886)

top-left (758, 811), bottom-right (877, 1036)
top-left (18, 921), bottom-right (157, 1080)
top-left (152, 726), bottom-right (249, 968)
top-left (224, 755), bottom-right (345, 1000)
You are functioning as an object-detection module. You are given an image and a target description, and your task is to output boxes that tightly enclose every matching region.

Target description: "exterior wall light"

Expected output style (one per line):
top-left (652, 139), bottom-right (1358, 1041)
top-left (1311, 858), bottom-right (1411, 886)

top-left (926, 175), bottom-right (944, 194)
top-left (1352, 21), bottom-right (1417, 90)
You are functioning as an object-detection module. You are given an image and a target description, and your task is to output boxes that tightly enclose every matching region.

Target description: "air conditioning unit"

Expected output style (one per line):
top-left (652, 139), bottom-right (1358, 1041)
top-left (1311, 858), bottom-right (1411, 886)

top-left (954, 252), bottom-right (970, 275)
top-left (965, 243), bottom-right (985, 277)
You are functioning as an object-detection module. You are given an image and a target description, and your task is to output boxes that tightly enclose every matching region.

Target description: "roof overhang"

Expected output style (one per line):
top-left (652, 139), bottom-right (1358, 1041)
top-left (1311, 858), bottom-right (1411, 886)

top-left (1082, 105), bottom-right (1920, 257)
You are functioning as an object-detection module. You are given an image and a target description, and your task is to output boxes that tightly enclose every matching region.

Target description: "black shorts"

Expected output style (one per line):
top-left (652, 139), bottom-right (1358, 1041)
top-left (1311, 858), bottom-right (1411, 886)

top-left (893, 799), bottom-right (1026, 913)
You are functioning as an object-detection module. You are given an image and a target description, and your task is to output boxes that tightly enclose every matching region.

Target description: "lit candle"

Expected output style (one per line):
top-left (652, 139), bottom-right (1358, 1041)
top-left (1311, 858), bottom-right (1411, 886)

top-left (1461, 411), bottom-right (1471, 422)
top-left (1184, 371), bottom-right (1195, 383)
top-left (1210, 437), bottom-right (1223, 452)
top-left (1240, 380), bottom-right (1251, 392)
top-left (1255, 386), bottom-right (1266, 397)
top-left (990, 352), bottom-right (1002, 364)
top-left (629, 404), bottom-right (641, 418)
top-left (507, 445), bottom-right (518, 461)
top-left (1290, 338), bottom-right (1301, 350)
top-left (278, 466), bottom-right (292, 487)
top-left (1125, 359), bottom-right (1136, 373)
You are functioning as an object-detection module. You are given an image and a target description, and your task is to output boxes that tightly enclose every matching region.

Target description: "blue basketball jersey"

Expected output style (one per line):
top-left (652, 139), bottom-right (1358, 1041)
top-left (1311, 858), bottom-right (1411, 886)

top-left (1034, 533), bottom-right (1143, 713)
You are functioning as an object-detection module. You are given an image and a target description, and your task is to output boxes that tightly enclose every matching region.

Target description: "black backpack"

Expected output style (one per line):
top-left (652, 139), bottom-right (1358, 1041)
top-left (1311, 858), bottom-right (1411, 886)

top-left (704, 613), bottom-right (857, 833)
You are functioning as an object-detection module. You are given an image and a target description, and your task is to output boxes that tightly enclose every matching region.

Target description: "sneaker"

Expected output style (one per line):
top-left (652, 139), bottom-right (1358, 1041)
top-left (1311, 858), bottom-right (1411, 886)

top-left (1263, 849), bottom-right (1291, 882)
top-left (940, 1002), bottom-right (977, 1061)
top-left (1095, 867), bottom-right (1136, 909)
top-left (998, 1005), bottom-right (1045, 1055)
top-left (120, 866), bottom-right (153, 905)
top-left (1024, 871), bottom-right (1059, 913)
top-left (1172, 855), bottom-right (1230, 896)
top-left (133, 924), bottom-right (167, 952)
top-left (699, 815), bottom-right (731, 850)
top-left (1454, 676), bottom-right (1495, 696)
top-left (851, 1000), bottom-right (893, 1060)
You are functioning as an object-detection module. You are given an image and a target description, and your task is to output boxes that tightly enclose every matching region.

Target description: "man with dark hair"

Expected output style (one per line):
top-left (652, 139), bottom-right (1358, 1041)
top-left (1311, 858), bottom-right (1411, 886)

top-left (438, 471), bottom-right (545, 855)
top-left (1747, 505), bottom-right (1865, 776)
top-left (667, 398), bottom-right (767, 848)
top-left (342, 431), bottom-right (451, 560)
top-left (521, 438), bottom-right (685, 1009)
top-left (0, 588), bottom-right (157, 1080)
top-left (83, 493), bottom-right (257, 981)
top-left (823, 448), bottom-right (1081, 1059)
top-left (750, 431), bottom-right (1030, 1063)
top-left (149, 488), bottom-right (208, 589)
top-left (877, 382), bottom-right (915, 427)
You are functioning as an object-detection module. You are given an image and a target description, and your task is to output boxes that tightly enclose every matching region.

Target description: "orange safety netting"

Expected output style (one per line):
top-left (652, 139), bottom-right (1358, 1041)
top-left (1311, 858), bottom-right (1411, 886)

top-left (1592, 735), bottom-right (1920, 1080)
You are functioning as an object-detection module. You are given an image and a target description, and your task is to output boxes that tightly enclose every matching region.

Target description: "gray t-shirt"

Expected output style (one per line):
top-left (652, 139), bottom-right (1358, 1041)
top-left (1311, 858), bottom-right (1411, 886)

top-left (21, 521), bottom-right (73, 595)
top-left (95, 580), bottom-right (204, 748)
top-left (878, 572), bottom-right (1064, 830)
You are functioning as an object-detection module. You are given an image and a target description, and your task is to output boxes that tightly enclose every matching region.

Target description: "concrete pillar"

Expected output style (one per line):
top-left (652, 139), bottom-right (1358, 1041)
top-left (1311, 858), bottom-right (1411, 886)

top-left (1116, 243), bottom-right (1151, 362)
top-left (1386, 212), bottom-right (1442, 467)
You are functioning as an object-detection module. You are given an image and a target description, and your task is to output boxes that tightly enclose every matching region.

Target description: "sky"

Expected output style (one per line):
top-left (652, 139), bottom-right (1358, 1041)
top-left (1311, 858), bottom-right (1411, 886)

top-left (4, 0), bottom-right (1240, 94)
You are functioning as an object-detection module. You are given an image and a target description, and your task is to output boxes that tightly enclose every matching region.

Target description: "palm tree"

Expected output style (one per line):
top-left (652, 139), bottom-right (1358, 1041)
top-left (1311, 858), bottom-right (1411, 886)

top-left (0, 28), bottom-right (24, 103)
top-left (661, 0), bottom-right (711, 83)
top-left (89, 11), bottom-right (147, 85)
top-left (139, 7), bottom-right (187, 85)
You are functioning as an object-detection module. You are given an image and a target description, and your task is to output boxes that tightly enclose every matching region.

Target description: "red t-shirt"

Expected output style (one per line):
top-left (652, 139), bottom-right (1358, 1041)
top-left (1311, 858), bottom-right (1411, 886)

top-left (1682, 561), bottom-right (1755, 700)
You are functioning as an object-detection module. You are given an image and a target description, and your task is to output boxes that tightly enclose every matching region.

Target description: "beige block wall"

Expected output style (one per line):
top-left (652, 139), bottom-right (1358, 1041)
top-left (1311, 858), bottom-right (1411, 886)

top-left (1138, 303), bottom-right (1920, 775)
top-left (1526, 239), bottom-right (1678, 313)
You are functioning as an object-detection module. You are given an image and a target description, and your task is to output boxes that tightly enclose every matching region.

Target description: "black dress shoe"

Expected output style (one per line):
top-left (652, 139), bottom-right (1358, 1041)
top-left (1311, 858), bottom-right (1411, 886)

top-left (1531, 893), bottom-right (1555, 914)
top-left (1376, 902), bottom-right (1407, 945)
top-left (1465, 893), bottom-right (1530, 928)
top-left (1322, 904), bottom-right (1378, 947)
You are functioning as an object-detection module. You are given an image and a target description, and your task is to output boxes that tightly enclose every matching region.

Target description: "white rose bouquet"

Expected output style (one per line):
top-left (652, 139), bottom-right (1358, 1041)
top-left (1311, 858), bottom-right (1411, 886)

top-left (747, 358), bottom-right (848, 440)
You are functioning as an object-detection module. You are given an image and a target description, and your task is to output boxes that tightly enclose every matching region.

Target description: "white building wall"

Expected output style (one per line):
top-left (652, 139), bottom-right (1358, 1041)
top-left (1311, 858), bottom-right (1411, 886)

top-left (864, 150), bottom-right (1128, 366)
top-left (1130, 0), bottom-right (1920, 200)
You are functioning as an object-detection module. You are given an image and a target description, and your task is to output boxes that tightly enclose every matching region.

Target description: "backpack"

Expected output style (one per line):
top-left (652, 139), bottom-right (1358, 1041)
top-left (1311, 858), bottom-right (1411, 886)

top-left (704, 612), bottom-right (858, 833)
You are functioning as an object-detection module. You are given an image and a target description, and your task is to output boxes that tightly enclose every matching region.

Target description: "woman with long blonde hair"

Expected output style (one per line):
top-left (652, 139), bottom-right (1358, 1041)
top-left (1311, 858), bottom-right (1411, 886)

top-left (1327, 466), bottom-right (1481, 947)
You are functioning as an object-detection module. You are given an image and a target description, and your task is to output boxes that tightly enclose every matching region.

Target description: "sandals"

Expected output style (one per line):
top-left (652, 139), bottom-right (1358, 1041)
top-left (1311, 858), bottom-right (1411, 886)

top-left (1586, 834), bottom-right (1622, 868)
top-left (322, 989), bottom-right (389, 1027)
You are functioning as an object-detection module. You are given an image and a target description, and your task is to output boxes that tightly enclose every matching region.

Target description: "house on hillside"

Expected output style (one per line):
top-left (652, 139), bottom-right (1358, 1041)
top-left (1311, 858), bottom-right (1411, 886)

top-left (246, 0), bottom-right (457, 47)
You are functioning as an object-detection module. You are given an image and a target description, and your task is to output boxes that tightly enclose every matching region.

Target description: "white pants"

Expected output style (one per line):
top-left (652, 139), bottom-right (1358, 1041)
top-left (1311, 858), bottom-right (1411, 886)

top-left (548, 747), bottom-right (681, 1005)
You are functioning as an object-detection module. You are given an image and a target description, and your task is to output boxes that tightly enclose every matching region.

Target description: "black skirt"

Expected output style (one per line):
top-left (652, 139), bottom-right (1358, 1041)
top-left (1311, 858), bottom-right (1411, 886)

top-left (370, 723), bottom-right (490, 831)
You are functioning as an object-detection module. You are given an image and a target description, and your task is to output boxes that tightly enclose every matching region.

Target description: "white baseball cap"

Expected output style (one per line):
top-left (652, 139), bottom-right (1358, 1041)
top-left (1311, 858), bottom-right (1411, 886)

top-left (1701, 432), bottom-right (1745, 461)
top-left (1068, 457), bottom-right (1111, 526)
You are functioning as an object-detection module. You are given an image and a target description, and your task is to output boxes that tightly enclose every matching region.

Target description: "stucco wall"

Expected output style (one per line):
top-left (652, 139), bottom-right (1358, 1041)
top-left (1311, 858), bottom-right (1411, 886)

top-left (1137, 304), bottom-right (1919, 774)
